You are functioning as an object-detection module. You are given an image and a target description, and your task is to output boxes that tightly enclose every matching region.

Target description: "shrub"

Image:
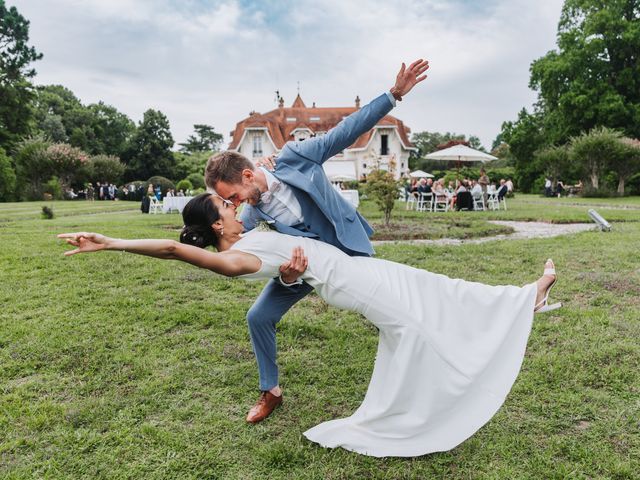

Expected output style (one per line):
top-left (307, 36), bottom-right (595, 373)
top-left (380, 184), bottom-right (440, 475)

top-left (176, 179), bottom-right (193, 193)
top-left (145, 176), bottom-right (174, 196)
top-left (186, 172), bottom-right (205, 190)
top-left (41, 206), bottom-right (54, 219)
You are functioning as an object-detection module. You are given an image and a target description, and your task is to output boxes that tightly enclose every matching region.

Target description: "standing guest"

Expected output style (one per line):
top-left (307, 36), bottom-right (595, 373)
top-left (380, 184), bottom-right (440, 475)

top-left (556, 180), bottom-right (565, 198)
top-left (108, 184), bottom-right (116, 200)
top-left (478, 169), bottom-right (489, 206)
top-left (166, 189), bottom-right (174, 198)
top-left (177, 189), bottom-right (185, 197)
top-left (87, 183), bottom-right (95, 201)
top-left (544, 177), bottom-right (552, 197)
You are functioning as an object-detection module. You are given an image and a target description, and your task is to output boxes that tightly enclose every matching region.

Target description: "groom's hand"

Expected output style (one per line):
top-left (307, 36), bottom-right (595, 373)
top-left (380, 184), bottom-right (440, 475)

top-left (390, 59), bottom-right (429, 101)
top-left (255, 154), bottom-right (277, 171)
top-left (279, 246), bottom-right (308, 285)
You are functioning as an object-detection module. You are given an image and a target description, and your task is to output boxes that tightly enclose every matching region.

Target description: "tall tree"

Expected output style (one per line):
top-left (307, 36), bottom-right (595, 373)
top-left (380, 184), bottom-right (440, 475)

top-left (530, 0), bottom-right (640, 143)
top-left (0, 1), bottom-right (42, 151)
top-left (124, 109), bottom-right (175, 180)
top-left (178, 124), bottom-right (223, 153)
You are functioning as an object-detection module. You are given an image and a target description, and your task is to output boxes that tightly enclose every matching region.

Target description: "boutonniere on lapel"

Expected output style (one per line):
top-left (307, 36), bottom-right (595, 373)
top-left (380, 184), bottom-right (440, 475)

top-left (254, 221), bottom-right (275, 232)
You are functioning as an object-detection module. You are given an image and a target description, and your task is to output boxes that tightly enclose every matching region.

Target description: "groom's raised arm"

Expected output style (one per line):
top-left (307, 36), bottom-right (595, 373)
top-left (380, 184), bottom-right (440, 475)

top-left (284, 59), bottom-right (429, 165)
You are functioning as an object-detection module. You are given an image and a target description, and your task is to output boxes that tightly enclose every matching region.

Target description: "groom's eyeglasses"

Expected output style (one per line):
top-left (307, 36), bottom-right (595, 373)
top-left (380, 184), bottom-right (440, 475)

top-left (212, 193), bottom-right (235, 209)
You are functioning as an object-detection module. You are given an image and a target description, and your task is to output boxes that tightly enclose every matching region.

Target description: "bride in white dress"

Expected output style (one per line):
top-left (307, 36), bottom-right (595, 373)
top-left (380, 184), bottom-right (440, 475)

top-left (59, 193), bottom-right (560, 458)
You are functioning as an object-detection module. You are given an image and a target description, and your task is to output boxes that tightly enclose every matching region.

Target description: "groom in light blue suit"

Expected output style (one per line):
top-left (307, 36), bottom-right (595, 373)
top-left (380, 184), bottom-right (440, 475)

top-left (205, 59), bottom-right (429, 423)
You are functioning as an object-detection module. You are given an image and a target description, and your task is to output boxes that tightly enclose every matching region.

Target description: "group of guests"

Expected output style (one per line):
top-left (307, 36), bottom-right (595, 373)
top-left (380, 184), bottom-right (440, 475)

top-left (407, 170), bottom-right (513, 210)
top-left (545, 178), bottom-right (583, 197)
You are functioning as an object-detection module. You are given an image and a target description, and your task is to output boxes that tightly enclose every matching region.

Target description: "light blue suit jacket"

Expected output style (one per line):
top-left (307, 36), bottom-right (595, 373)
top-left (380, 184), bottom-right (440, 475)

top-left (239, 93), bottom-right (394, 257)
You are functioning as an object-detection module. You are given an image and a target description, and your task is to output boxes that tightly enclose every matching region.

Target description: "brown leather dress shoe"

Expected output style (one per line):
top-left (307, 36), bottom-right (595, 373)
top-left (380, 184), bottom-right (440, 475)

top-left (246, 391), bottom-right (283, 424)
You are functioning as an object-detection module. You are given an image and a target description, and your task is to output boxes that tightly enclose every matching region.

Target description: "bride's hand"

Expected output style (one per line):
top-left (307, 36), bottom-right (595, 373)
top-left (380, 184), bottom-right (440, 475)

top-left (279, 246), bottom-right (308, 284)
top-left (57, 232), bottom-right (112, 256)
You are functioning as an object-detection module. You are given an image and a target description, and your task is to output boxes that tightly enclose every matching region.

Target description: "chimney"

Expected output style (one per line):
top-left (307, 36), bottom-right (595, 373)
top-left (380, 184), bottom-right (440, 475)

top-left (278, 97), bottom-right (284, 108)
top-left (312, 101), bottom-right (316, 108)
top-left (355, 95), bottom-right (361, 109)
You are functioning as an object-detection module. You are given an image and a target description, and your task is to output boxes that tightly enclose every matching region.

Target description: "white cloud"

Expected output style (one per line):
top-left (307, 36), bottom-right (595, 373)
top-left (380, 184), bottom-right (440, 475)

top-left (13, 0), bottom-right (564, 150)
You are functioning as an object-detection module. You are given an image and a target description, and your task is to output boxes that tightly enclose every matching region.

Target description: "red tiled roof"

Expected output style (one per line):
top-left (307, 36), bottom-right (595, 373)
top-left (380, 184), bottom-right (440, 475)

top-left (228, 95), bottom-right (414, 151)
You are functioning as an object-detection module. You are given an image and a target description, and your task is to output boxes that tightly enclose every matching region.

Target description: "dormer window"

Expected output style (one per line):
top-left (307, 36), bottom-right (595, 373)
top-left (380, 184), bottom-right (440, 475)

top-left (252, 135), bottom-right (263, 156)
top-left (286, 117), bottom-right (296, 123)
top-left (310, 116), bottom-right (320, 122)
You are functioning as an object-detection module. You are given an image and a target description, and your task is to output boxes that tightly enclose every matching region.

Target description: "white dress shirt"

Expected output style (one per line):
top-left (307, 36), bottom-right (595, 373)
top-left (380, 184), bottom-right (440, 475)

top-left (259, 168), bottom-right (304, 226)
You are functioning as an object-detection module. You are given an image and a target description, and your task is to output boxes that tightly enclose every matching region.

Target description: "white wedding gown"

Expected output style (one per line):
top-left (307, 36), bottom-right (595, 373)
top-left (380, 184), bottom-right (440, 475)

top-left (233, 230), bottom-right (537, 457)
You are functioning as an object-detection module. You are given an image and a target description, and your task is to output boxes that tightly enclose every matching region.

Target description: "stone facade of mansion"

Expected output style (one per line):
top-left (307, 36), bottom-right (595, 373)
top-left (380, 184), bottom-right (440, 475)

top-left (227, 94), bottom-right (416, 181)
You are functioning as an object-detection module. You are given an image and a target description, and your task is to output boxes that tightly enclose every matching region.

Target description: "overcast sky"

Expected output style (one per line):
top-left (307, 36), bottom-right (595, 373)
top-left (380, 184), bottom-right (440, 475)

top-left (13, 0), bottom-right (564, 151)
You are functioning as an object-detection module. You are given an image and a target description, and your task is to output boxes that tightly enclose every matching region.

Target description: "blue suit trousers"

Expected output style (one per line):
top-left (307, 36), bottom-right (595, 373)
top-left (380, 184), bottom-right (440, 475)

top-left (246, 279), bottom-right (314, 390)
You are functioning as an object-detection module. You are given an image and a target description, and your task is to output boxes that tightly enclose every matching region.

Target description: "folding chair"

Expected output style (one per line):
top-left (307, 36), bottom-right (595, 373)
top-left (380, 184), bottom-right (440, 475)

top-left (432, 193), bottom-right (449, 212)
top-left (149, 197), bottom-right (164, 214)
top-left (472, 192), bottom-right (485, 211)
top-left (417, 192), bottom-right (433, 212)
top-left (406, 192), bottom-right (419, 210)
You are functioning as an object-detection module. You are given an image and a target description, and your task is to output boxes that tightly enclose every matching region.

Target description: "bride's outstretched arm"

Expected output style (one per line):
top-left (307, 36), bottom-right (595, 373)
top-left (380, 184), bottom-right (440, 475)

top-left (57, 232), bottom-right (259, 277)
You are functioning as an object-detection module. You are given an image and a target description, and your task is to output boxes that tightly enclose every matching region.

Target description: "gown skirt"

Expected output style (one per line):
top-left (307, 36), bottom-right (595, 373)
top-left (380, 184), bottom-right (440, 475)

top-left (234, 232), bottom-right (538, 457)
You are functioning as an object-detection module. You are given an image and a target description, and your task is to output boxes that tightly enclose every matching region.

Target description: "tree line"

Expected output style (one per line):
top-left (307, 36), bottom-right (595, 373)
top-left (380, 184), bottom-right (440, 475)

top-left (0, 1), bottom-right (223, 201)
top-left (499, 0), bottom-right (640, 195)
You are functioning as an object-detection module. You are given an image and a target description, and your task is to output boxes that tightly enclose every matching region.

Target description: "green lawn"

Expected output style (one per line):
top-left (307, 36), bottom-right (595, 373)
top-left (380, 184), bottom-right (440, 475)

top-left (1, 197), bottom-right (639, 479)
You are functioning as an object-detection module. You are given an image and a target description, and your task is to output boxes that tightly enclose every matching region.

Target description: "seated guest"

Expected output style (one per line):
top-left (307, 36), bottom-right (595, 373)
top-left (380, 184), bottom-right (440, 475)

top-left (497, 179), bottom-right (508, 200)
top-left (470, 180), bottom-right (482, 197)
top-left (450, 180), bottom-right (468, 210)
top-left (417, 178), bottom-right (432, 195)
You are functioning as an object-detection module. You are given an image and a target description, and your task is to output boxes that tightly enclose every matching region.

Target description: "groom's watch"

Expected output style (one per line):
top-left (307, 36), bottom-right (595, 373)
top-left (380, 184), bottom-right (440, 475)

top-left (390, 87), bottom-right (403, 102)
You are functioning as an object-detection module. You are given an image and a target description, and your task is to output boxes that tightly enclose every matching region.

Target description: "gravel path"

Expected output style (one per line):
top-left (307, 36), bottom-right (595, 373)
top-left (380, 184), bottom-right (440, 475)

top-left (372, 221), bottom-right (595, 247)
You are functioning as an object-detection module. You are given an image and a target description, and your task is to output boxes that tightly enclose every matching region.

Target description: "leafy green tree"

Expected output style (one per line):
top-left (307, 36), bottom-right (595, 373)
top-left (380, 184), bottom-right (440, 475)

top-left (0, 1), bottom-right (42, 151)
top-left (0, 0), bottom-right (42, 80)
top-left (45, 143), bottom-right (89, 191)
top-left (0, 146), bottom-right (15, 201)
top-left (534, 144), bottom-right (576, 183)
top-left (500, 109), bottom-right (547, 192)
top-left (85, 102), bottom-right (135, 156)
top-left (124, 109), bottom-right (175, 180)
top-left (569, 127), bottom-right (624, 191)
top-left (179, 124), bottom-right (223, 153)
top-left (364, 169), bottom-right (398, 226)
top-left (616, 138), bottom-right (640, 195)
top-left (172, 150), bottom-right (210, 180)
top-left (89, 154), bottom-right (125, 184)
top-left (13, 136), bottom-right (51, 200)
top-left (530, 0), bottom-right (640, 143)
top-left (33, 86), bottom-right (135, 156)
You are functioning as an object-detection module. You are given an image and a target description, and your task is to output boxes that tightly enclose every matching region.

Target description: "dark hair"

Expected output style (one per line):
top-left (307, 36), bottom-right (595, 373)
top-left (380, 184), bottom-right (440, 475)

top-left (180, 193), bottom-right (220, 249)
top-left (204, 151), bottom-right (254, 190)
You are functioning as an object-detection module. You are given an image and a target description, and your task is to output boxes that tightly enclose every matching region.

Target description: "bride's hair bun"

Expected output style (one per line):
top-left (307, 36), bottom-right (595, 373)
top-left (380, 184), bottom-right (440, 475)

top-left (179, 193), bottom-right (221, 249)
top-left (180, 224), bottom-right (216, 249)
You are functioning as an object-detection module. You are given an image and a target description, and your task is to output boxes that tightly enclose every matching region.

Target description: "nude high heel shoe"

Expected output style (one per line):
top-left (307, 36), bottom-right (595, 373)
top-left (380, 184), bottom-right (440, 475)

top-left (535, 259), bottom-right (562, 314)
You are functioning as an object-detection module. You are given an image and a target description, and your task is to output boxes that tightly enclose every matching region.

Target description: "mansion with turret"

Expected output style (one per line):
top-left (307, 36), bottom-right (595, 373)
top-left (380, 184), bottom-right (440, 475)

top-left (228, 94), bottom-right (416, 181)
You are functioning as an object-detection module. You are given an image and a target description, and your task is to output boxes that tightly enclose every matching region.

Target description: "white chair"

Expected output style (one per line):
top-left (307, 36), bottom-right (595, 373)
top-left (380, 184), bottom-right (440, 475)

top-left (398, 187), bottom-right (408, 202)
top-left (417, 192), bottom-right (433, 212)
top-left (472, 192), bottom-right (485, 211)
top-left (486, 192), bottom-right (499, 211)
top-left (432, 193), bottom-right (449, 212)
top-left (149, 197), bottom-right (163, 214)
top-left (406, 192), bottom-right (419, 210)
